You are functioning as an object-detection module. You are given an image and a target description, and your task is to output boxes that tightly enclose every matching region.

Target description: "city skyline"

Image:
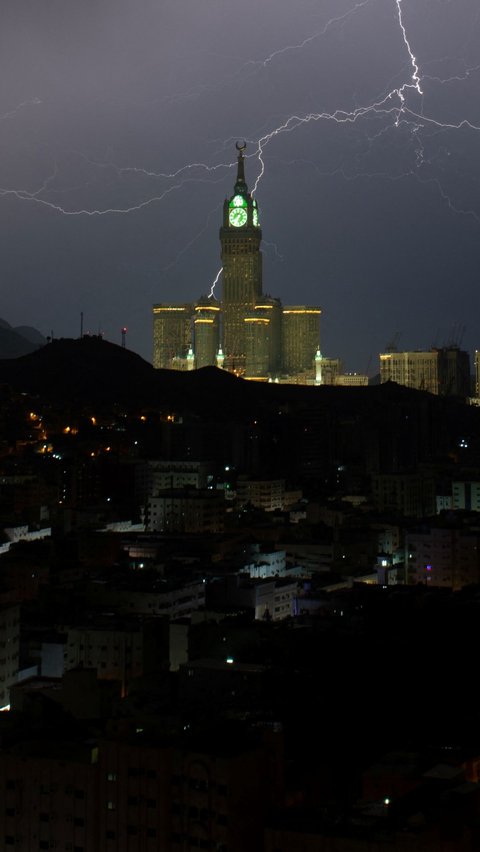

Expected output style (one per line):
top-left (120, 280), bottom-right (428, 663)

top-left (1, 0), bottom-right (480, 373)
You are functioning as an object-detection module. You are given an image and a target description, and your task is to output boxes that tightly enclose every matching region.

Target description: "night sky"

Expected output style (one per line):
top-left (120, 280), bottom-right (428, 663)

top-left (1, 0), bottom-right (479, 372)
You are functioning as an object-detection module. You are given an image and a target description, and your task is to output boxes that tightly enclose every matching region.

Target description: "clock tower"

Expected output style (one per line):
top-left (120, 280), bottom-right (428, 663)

top-left (220, 142), bottom-right (263, 373)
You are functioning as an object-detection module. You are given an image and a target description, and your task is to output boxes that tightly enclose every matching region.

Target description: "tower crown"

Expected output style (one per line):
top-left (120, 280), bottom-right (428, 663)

top-left (223, 142), bottom-right (260, 231)
top-left (234, 140), bottom-right (248, 195)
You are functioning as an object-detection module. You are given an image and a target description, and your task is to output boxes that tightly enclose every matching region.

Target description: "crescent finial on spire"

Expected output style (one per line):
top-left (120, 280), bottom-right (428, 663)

top-left (234, 140), bottom-right (247, 193)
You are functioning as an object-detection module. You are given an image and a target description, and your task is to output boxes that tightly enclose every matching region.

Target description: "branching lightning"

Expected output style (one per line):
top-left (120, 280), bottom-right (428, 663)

top-left (0, 97), bottom-right (41, 122)
top-left (1, 0), bottom-right (479, 253)
top-left (258, 0), bottom-right (372, 67)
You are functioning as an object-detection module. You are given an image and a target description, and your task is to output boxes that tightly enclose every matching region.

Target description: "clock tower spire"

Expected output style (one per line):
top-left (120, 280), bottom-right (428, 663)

top-left (220, 142), bottom-right (263, 373)
top-left (234, 140), bottom-right (247, 195)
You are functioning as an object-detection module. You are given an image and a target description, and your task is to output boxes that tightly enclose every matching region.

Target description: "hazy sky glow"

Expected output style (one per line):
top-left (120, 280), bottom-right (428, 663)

top-left (1, 0), bottom-right (480, 370)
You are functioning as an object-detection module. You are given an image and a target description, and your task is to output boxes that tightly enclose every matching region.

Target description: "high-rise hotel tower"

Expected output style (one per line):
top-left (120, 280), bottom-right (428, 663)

top-left (220, 142), bottom-right (263, 373)
top-left (153, 143), bottom-right (321, 381)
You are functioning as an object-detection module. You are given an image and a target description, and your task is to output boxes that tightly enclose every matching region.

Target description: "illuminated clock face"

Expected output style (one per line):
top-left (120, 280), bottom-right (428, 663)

top-left (229, 206), bottom-right (248, 227)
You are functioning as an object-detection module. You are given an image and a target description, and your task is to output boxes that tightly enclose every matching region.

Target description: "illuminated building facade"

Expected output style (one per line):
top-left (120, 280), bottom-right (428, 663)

top-left (152, 143), bottom-right (321, 381)
top-left (193, 296), bottom-right (220, 368)
top-left (220, 143), bottom-right (263, 373)
top-left (152, 304), bottom-right (192, 370)
top-left (281, 307), bottom-right (322, 375)
top-left (380, 347), bottom-right (470, 397)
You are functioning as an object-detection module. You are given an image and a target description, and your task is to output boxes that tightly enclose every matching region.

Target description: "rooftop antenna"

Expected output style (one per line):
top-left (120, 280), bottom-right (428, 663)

top-left (80, 312), bottom-right (84, 338)
top-left (121, 327), bottom-right (127, 349)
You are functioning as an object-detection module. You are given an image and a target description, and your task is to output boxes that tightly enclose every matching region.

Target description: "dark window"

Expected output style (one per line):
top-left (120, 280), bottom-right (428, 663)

top-left (6, 780), bottom-right (15, 790)
top-left (146, 798), bottom-right (156, 808)
top-left (5, 808), bottom-right (15, 817)
top-left (5, 839), bottom-right (15, 846)
top-left (74, 790), bottom-right (85, 800)
top-left (39, 812), bottom-right (49, 822)
top-left (127, 825), bottom-right (138, 835)
top-left (106, 830), bottom-right (116, 840)
top-left (74, 817), bottom-right (84, 827)
top-left (146, 769), bottom-right (157, 779)
top-left (146, 828), bottom-right (157, 838)
top-left (39, 843), bottom-right (49, 850)
top-left (127, 796), bottom-right (138, 806)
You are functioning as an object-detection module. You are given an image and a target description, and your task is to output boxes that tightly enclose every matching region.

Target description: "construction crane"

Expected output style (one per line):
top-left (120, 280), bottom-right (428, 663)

top-left (384, 331), bottom-right (402, 353)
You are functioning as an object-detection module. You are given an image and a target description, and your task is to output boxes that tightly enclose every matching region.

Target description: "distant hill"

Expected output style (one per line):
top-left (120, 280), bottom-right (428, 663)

top-left (0, 336), bottom-right (247, 412)
top-left (0, 336), bottom-right (477, 436)
top-left (0, 318), bottom-right (46, 359)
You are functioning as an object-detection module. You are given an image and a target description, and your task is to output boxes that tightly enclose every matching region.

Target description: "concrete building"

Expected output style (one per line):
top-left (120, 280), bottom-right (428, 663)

top-left (152, 304), bottom-right (192, 370)
top-left (144, 488), bottom-right (225, 533)
top-left (0, 737), bottom-right (99, 851)
top-left (135, 460), bottom-right (211, 505)
top-left (372, 472), bottom-right (436, 518)
top-left (62, 618), bottom-right (167, 695)
top-left (380, 349), bottom-right (439, 393)
top-left (380, 347), bottom-right (471, 396)
top-left (452, 481), bottom-right (480, 512)
top-left (236, 477), bottom-right (286, 512)
top-left (334, 373), bottom-right (369, 386)
top-left (406, 524), bottom-right (480, 588)
top-left (0, 604), bottom-right (20, 709)
top-left (209, 575), bottom-right (298, 621)
top-left (316, 356), bottom-right (342, 385)
top-left (281, 306), bottom-right (321, 376)
top-left (193, 296), bottom-right (221, 368)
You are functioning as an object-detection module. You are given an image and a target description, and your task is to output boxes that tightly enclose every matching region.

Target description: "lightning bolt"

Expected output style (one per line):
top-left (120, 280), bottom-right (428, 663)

top-left (423, 62), bottom-right (480, 86)
top-left (263, 240), bottom-right (284, 262)
top-left (259, 0), bottom-right (373, 67)
top-left (1, 0), bottom-right (479, 233)
top-left (0, 173), bottom-right (227, 216)
top-left (250, 0), bottom-right (479, 194)
top-left (208, 267), bottom-right (223, 300)
top-left (395, 0), bottom-right (423, 99)
top-left (0, 97), bottom-right (42, 122)
top-left (160, 202), bottom-right (222, 276)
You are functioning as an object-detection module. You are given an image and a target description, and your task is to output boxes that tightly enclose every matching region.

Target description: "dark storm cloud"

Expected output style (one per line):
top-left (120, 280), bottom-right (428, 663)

top-left (1, 0), bottom-right (479, 368)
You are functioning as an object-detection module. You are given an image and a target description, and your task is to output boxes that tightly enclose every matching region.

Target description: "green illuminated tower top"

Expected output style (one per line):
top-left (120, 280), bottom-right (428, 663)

top-left (223, 141), bottom-right (261, 231)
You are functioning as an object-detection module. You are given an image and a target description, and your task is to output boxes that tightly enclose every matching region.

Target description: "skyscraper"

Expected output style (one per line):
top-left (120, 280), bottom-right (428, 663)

top-left (220, 142), bottom-right (263, 373)
top-left (193, 296), bottom-right (220, 368)
top-left (152, 304), bottom-right (192, 370)
top-left (281, 307), bottom-right (322, 376)
top-left (152, 142), bottom-right (322, 382)
top-left (379, 347), bottom-right (470, 396)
